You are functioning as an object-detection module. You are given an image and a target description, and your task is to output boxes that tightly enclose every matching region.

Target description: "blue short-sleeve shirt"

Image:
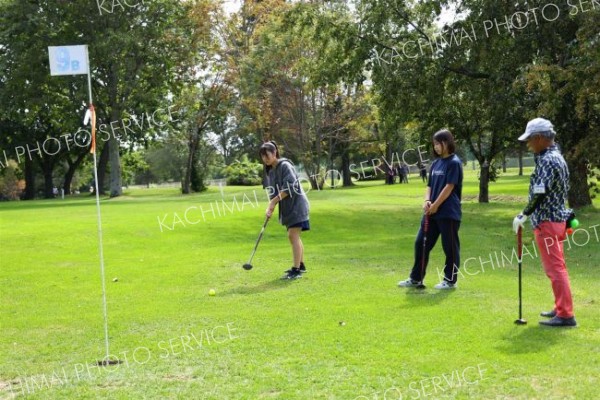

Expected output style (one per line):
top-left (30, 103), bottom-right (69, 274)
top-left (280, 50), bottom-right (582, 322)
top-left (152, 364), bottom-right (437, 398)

top-left (428, 154), bottom-right (463, 221)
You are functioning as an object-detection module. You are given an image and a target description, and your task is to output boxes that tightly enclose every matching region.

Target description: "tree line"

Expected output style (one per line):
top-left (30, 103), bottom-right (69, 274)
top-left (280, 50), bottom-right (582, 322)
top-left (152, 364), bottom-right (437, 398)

top-left (0, 0), bottom-right (597, 207)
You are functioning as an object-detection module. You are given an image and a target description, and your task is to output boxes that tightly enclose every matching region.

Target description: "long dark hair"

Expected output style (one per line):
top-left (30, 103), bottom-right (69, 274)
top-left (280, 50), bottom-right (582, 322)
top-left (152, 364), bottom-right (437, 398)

top-left (259, 140), bottom-right (280, 173)
top-left (259, 140), bottom-right (280, 158)
top-left (432, 129), bottom-right (456, 156)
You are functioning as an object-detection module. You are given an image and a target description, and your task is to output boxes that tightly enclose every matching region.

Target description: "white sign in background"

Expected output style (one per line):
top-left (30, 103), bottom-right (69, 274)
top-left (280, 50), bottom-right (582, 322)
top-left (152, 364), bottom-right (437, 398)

top-left (48, 45), bottom-right (89, 76)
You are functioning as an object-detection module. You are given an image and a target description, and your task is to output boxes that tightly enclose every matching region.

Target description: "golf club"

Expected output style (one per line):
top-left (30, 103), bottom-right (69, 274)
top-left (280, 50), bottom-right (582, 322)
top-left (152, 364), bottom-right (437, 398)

top-left (416, 214), bottom-right (429, 289)
top-left (96, 357), bottom-right (122, 366)
top-left (515, 226), bottom-right (527, 325)
top-left (243, 216), bottom-right (270, 270)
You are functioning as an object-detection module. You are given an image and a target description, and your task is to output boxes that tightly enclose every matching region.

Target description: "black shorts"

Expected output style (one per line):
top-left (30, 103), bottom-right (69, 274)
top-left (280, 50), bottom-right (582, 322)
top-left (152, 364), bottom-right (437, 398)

top-left (287, 220), bottom-right (310, 231)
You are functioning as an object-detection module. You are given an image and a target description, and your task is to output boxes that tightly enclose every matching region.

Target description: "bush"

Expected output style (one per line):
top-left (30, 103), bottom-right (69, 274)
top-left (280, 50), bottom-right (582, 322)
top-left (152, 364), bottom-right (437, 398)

top-left (0, 161), bottom-right (22, 201)
top-left (223, 156), bottom-right (263, 186)
top-left (354, 166), bottom-right (385, 181)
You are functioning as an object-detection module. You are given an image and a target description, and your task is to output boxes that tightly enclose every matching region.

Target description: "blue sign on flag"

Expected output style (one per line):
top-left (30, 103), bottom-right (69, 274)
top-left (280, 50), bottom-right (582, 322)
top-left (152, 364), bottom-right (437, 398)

top-left (48, 45), bottom-right (89, 76)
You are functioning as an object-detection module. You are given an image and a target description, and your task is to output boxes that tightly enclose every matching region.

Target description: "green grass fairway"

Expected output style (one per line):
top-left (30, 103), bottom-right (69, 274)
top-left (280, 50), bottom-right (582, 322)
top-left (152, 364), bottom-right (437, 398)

top-left (1, 169), bottom-right (599, 399)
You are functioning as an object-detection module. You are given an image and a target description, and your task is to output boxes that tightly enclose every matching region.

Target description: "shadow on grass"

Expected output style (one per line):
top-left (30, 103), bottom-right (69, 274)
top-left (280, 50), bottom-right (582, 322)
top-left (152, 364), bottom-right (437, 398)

top-left (496, 325), bottom-right (573, 354)
top-left (399, 288), bottom-right (454, 307)
top-left (221, 278), bottom-right (294, 296)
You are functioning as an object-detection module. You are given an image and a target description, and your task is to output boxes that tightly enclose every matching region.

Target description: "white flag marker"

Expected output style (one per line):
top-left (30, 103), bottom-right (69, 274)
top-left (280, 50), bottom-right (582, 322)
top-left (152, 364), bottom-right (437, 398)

top-left (48, 45), bottom-right (90, 76)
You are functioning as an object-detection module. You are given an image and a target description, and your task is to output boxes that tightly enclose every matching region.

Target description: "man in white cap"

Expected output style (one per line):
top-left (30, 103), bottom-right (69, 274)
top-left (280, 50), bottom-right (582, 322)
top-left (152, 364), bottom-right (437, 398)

top-left (513, 117), bottom-right (576, 327)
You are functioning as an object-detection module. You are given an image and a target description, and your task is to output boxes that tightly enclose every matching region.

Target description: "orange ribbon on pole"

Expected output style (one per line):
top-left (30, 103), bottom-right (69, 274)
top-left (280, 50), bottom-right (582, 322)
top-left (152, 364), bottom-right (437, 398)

top-left (90, 104), bottom-right (96, 154)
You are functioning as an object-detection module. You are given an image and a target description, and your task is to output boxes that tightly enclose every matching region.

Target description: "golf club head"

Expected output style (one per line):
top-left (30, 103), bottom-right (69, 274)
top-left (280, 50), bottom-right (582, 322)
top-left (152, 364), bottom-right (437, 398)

top-left (242, 263), bottom-right (253, 270)
top-left (514, 319), bottom-right (527, 325)
top-left (96, 359), bottom-right (122, 366)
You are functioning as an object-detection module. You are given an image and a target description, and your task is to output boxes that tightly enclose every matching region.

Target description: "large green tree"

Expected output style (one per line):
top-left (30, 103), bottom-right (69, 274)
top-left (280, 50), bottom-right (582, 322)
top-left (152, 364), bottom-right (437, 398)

top-left (513, 2), bottom-right (600, 207)
top-left (301, 0), bottom-right (598, 204)
top-left (0, 0), bottom-right (197, 198)
top-left (0, 0), bottom-right (89, 198)
top-left (237, 1), bottom-right (374, 188)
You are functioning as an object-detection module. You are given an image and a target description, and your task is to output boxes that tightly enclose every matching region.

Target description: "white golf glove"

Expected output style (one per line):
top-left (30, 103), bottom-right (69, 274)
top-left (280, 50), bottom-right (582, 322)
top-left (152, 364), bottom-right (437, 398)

top-left (513, 214), bottom-right (527, 234)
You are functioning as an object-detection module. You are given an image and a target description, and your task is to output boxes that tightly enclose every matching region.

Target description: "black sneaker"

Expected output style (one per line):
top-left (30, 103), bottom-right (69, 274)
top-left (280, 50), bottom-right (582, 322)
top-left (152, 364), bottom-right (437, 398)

top-left (539, 316), bottom-right (577, 327)
top-left (283, 263), bottom-right (306, 274)
top-left (281, 267), bottom-right (303, 280)
top-left (540, 310), bottom-right (557, 318)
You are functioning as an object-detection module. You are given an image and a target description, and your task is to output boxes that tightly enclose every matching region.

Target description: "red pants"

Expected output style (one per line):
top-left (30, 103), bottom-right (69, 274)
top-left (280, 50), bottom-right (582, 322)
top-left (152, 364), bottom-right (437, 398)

top-left (534, 221), bottom-right (574, 318)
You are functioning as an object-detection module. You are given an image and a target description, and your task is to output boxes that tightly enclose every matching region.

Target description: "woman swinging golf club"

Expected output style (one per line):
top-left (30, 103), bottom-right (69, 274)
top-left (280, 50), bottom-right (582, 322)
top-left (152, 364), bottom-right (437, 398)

top-left (398, 129), bottom-right (463, 289)
top-left (260, 141), bottom-right (310, 280)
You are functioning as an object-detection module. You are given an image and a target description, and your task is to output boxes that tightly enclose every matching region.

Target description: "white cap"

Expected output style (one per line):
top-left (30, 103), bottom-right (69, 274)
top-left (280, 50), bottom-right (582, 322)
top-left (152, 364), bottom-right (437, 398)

top-left (518, 118), bottom-right (556, 142)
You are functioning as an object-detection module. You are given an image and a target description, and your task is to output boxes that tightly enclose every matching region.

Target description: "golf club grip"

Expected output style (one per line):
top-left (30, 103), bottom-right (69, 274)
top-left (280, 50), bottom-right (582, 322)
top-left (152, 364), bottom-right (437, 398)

top-left (517, 226), bottom-right (523, 260)
top-left (517, 227), bottom-right (523, 320)
top-left (419, 214), bottom-right (429, 278)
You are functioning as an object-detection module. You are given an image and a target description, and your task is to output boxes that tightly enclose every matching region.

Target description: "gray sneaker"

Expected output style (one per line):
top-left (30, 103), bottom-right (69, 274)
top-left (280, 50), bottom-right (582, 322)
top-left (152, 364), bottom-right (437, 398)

top-left (398, 278), bottom-right (422, 288)
top-left (434, 281), bottom-right (456, 290)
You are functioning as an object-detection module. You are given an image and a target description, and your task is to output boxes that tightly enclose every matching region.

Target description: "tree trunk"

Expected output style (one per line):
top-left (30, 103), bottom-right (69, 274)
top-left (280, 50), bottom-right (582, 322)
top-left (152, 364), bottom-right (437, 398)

top-left (479, 161), bottom-right (490, 203)
top-left (97, 143), bottom-right (109, 195)
top-left (302, 160), bottom-right (323, 190)
top-left (182, 130), bottom-right (199, 194)
top-left (518, 145), bottom-right (523, 176)
top-left (23, 157), bottom-right (36, 200)
top-left (63, 151), bottom-right (88, 195)
top-left (108, 136), bottom-right (122, 197)
top-left (566, 158), bottom-right (591, 208)
top-left (502, 154), bottom-right (507, 173)
top-left (190, 149), bottom-right (205, 192)
top-left (107, 63), bottom-right (122, 198)
top-left (42, 161), bottom-right (54, 199)
top-left (341, 150), bottom-right (353, 187)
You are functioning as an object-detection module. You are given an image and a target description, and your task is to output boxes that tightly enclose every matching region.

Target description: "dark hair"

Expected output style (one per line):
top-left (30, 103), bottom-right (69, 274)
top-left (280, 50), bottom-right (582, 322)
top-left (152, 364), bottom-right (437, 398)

top-left (432, 129), bottom-right (456, 155)
top-left (260, 140), bottom-right (280, 176)
top-left (259, 140), bottom-right (280, 158)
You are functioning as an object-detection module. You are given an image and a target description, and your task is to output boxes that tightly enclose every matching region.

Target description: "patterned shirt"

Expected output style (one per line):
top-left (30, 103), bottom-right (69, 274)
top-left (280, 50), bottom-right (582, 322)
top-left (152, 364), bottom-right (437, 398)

top-left (526, 144), bottom-right (571, 228)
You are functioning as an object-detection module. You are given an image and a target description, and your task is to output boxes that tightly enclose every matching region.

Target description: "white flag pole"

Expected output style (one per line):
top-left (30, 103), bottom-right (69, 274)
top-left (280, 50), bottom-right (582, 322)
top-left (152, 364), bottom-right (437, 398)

top-left (48, 44), bottom-right (111, 363)
top-left (85, 45), bottom-right (111, 363)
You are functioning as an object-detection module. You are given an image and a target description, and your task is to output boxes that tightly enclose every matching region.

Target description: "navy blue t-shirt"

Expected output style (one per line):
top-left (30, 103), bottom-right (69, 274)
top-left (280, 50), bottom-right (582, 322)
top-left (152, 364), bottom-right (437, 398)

top-left (428, 154), bottom-right (463, 221)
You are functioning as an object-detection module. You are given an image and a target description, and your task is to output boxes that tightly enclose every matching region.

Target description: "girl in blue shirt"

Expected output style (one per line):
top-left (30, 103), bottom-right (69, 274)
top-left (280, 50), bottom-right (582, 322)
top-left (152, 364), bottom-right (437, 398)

top-left (398, 130), bottom-right (463, 289)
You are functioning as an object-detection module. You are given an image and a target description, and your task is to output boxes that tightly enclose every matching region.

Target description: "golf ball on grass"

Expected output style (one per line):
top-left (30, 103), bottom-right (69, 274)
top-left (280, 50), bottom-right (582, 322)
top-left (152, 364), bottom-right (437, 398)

top-left (209, 289), bottom-right (216, 296)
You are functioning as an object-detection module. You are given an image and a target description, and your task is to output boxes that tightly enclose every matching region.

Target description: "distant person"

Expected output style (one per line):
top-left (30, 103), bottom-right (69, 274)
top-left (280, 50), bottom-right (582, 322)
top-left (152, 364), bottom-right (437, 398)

top-left (397, 164), bottom-right (405, 184)
top-left (398, 129), bottom-right (463, 289)
top-left (419, 163), bottom-right (428, 183)
top-left (386, 166), bottom-right (395, 185)
top-left (402, 163), bottom-right (409, 183)
top-left (52, 186), bottom-right (58, 197)
top-left (261, 141), bottom-right (310, 280)
top-left (512, 118), bottom-right (576, 327)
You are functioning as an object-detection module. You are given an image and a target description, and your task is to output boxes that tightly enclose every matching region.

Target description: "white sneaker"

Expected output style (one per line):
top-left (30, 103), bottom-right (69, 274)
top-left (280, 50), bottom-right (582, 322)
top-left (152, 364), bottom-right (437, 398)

top-left (398, 278), bottom-right (422, 287)
top-left (434, 281), bottom-right (456, 290)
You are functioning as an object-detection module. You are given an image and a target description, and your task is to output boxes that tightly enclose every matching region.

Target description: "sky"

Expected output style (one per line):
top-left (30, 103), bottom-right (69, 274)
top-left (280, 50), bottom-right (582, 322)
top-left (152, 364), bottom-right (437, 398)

top-left (222, 0), bottom-right (241, 15)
